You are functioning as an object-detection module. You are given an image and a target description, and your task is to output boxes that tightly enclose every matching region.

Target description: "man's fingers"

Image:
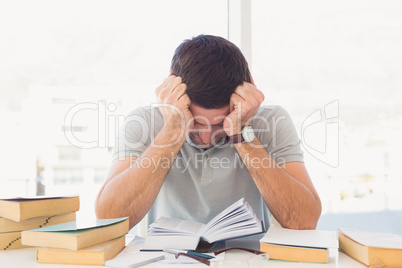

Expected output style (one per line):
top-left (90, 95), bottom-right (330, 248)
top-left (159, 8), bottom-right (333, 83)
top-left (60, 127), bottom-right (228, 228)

top-left (156, 76), bottom-right (186, 102)
top-left (177, 93), bottom-right (191, 107)
top-left (166, 76), bottom-right (183, 93)
top-left (160, 79), bottom-right (186, 103)
top-left (254, 87), bottom-right (265, 102)
top-left (235, 88), bottom-right (253, 103)
top-left (155, 75), bottom-right (176, 96)
top-left (235, 89), bottom-right (258, 110)
top-left (160, 76), bottom-right (184, 99)
top-left (170, 83), bottom-right (187, 102)
top-left (234, 83), bottom-right (264, 105)
top-left (229, 93), bottom-right (243, 112)
top-left (163, 75), bottom-right (176, 87)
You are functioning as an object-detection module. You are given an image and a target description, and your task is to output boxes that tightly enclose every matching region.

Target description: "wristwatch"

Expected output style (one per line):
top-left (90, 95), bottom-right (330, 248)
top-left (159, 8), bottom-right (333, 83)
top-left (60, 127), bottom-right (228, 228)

top-left (227, 126), bottom-right (255, 144)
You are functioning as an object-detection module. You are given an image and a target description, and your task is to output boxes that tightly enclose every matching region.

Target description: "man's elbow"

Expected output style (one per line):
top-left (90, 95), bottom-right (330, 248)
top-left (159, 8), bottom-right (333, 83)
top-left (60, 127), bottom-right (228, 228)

top-left (284, 219), bottom-right (319, 230)
top-left (298, 198), bottom-right (322, 230)
top-left (303, 199), bottom-right (322, 230)
top-left (311, 195), bottom-right (323, 229)
top-left (286, 216), bottom-right (320, 230)
top-left (284, 201), bottom-right (322, 230)
top-left (303, 215), bottom-right (320, 230)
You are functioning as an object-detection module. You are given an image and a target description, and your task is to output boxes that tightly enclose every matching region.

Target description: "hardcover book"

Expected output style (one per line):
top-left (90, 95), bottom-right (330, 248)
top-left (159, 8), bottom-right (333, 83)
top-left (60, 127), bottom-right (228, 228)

top-left (0, 195), bottom-right (79, 222)
top-left (0, 212), bottom-right (76, 233)
top-left (259, 225), bottom-right (338, 263)
top-left (36, 235), bottom-right (126, 265)
top-left (338, 228), bottom-right (402, 267)
top-left (22, 217), bottom-right (129, 250)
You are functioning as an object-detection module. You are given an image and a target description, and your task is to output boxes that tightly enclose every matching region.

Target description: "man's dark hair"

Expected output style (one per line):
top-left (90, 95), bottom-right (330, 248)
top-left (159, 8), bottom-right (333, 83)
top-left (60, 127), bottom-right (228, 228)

top-left (170, 34), bottom-right (251, 109)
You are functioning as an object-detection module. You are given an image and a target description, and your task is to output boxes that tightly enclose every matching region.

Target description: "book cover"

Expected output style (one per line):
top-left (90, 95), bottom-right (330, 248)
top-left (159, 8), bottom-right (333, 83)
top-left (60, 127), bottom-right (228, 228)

top-left (22, 217), bottom-right (129, 250)
top-left (0, 195), bottom-right (80, 222)
top-left (142, 198), bottom-right (263, 251)
top-left (0, 212), bottom-right (76, 233)
top-left (36, 235), bottom-right (126, 265)
top-left (259, 225), bottom-right (338, 263)
top-left (338, 228), bottom-right (402, 267)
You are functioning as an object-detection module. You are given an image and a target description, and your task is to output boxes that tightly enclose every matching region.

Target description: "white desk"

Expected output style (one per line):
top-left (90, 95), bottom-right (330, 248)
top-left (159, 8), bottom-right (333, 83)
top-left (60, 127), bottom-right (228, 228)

top-left (0, 245), bottom-right (365, 268)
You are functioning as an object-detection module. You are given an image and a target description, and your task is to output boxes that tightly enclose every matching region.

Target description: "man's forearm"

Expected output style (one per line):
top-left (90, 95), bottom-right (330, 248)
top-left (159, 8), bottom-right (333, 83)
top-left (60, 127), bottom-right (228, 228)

top-left (234, 139), bottom-right (321, 230)
top-left (95, 127), bottom-right (186, 229)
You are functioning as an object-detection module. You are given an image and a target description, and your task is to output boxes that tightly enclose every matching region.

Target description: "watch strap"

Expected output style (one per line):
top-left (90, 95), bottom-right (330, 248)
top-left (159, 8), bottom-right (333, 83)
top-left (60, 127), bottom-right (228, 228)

top-left (226, 133), bottom-right (243, 144)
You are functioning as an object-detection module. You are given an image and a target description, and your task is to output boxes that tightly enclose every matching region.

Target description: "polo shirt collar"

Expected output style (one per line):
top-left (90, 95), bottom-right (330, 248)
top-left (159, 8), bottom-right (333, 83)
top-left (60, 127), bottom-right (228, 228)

top-left (185, 135), bottom-right (228, 150)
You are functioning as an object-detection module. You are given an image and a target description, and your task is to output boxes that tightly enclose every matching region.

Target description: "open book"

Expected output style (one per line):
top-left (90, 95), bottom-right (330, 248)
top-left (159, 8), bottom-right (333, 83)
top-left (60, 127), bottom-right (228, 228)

top-left (142, 198), bottom-right (263, 251)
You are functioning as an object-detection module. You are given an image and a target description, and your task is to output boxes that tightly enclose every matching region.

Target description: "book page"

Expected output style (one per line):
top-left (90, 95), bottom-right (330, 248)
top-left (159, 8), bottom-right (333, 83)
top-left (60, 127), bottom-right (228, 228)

top-left (201, 198), bottom-right (262, 243)
top-left (206, 208), bottom-right (246, 230)
top-left (203, 215), bottom-right (261, 241)
top-left (339, 228), bottom-right (402, 249)
top-left (260, 224), bottom-right (338, 249)
top-left (106, 236), bottom-right (165, 267)
top-left (204, 198), bottom-right (245, 231)
top-left (148, 217), bottom-right (205, 236)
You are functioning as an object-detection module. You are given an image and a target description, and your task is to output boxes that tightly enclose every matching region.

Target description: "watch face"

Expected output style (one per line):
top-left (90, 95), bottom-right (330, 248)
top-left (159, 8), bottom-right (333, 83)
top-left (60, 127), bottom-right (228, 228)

top-left (242, 126), bottom-right (255, 142)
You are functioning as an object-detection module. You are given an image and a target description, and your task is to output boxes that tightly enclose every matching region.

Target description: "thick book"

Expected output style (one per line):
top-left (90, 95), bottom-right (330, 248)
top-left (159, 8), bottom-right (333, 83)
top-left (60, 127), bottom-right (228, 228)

top-left (22, 217), bottom-right (129, 250)
top-left (36, 235), bottom-right (126, 265)
top-left (142, 198), bottom-right (263, 251)
top-left (338, 228), bottom-right (402, 267)
top-left (0, 212), bottom-right (76, 233)
top-left (0, 195), bottom-right (80, 221)
top-left (259, 225), bottom-right (338, 263)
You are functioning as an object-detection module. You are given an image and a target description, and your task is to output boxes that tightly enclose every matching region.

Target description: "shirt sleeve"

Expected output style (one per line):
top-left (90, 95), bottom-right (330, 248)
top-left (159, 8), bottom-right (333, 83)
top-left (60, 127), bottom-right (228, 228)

top-left (253, 105), bottom-right (304, 165)
top-left (112, 106), bottom-right (162, 161)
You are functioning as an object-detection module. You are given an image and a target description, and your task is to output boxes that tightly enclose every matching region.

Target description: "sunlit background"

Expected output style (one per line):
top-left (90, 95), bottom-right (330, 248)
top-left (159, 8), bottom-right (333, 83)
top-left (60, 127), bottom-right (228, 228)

top-left (1, 0), bottom-right (401, 234)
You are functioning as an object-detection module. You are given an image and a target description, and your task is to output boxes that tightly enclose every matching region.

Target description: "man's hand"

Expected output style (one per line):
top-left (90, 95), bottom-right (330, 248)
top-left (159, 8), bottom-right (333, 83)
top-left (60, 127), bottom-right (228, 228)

top-left (223, 81), bottom-right (265, 136)
top-left (155, 75), bottom-right (193, 137)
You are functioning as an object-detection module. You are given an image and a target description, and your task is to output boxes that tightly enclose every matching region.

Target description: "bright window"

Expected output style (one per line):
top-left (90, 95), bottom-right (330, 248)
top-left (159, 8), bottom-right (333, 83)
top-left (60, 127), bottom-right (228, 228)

top-left (252, 0), bottom-right (402, 214)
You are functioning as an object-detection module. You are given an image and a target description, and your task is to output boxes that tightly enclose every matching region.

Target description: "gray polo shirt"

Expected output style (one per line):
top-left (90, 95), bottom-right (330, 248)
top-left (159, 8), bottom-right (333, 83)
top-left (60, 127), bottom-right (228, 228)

top-left (114, 105), bottom-right (303, 231)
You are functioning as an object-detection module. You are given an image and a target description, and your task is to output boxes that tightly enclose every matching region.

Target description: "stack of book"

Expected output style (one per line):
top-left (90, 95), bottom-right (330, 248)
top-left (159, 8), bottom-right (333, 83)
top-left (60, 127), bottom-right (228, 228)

top-left (21, 216), bottom-right (129, 265)
top-left (0, 195), bottom-right (79, 251)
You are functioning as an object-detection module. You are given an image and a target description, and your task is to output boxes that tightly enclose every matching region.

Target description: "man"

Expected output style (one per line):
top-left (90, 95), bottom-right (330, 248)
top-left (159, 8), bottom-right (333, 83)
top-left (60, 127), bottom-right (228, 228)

top-left (95, 35), bottom-right (321, 231)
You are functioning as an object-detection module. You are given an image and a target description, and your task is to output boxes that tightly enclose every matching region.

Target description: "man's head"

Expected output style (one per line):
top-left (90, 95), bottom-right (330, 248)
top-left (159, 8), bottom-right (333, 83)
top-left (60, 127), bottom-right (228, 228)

top-left (170, 34), bottom-right (251, 109)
